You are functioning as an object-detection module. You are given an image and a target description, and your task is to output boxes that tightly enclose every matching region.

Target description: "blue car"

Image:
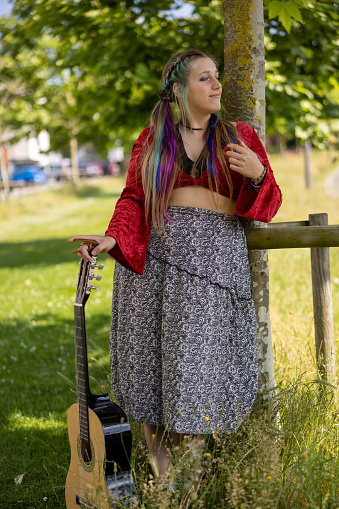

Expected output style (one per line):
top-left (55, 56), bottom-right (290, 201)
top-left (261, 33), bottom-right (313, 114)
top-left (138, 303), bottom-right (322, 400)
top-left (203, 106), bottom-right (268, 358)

top-left (11, 165), bottom-right (47, 185)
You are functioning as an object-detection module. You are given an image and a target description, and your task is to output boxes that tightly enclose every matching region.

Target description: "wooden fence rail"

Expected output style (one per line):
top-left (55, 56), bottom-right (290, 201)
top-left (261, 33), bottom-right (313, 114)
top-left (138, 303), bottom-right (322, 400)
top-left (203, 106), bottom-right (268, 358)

top-left (244, 213), bottom-right (338, 389)
top-left (245, 224), bottom-right (339, 250)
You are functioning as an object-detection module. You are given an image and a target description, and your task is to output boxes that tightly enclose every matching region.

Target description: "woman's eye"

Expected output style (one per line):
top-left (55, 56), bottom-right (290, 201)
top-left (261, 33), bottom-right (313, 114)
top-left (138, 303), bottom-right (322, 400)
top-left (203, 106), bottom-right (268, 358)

top-left (199, 76), bottom-right (220, 82)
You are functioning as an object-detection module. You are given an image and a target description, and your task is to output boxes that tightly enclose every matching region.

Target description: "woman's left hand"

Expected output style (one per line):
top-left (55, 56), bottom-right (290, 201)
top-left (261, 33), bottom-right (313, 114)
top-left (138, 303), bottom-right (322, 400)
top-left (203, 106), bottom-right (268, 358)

top-left (226, 141), bottom-right (265, 180)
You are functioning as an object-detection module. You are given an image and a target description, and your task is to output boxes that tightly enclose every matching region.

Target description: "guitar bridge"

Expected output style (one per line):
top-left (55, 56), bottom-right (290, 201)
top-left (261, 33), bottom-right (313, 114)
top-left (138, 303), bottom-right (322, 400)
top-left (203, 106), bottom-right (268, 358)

top-left (75, 494), bottom-right (99, 509)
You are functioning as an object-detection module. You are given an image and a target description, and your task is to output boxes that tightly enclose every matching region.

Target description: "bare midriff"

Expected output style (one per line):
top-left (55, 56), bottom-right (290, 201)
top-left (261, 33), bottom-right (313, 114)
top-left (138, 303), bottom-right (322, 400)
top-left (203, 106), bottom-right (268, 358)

top-left (168, 186), bottom-right (236, 215)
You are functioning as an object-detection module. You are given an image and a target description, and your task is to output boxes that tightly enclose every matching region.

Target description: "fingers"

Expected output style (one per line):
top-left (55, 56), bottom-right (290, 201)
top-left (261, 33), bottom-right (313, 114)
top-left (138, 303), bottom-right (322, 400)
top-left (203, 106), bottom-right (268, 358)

top-left (226, 141), bottom-right (265, 179)
top-left (227, 151), bottom-right (245, 169)
top-left (68, 235), bottom-right (116, 261)
top-left (92, 236), bottom-right (116, 256)
top-left (68, 235), bottom-right (101, 262)
top-left (69, 236), bottom-right (99, 261)
top-left (226, 142), bottom-right (247, 158)
top-left (67, 235), bottom-right (99, 244)
top-left (226, 145), bottom-right (249, 175)
top-left (77, 243), bottom-right (93, 262)
top-left (226, 141), bottom-right (248, 151)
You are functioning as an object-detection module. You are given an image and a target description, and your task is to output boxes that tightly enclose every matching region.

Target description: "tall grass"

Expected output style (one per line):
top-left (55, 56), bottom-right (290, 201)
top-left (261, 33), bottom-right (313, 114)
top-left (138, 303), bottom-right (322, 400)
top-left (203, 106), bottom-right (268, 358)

top-left (0, 147), bottom-right (338, 508)
top-left (268, 149), bottom-right (339, 381)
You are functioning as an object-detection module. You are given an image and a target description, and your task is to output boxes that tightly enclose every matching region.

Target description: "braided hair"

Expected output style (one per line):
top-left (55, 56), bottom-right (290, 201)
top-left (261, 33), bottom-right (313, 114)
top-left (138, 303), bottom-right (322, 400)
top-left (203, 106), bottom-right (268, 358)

top-left (141, 49), bottom-right (242, 233)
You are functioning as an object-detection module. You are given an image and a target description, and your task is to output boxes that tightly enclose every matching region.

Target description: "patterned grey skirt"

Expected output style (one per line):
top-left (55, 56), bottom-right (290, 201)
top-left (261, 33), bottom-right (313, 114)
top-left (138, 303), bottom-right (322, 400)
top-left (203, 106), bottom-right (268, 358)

top-left (109, 206), bottom-right (258, 434)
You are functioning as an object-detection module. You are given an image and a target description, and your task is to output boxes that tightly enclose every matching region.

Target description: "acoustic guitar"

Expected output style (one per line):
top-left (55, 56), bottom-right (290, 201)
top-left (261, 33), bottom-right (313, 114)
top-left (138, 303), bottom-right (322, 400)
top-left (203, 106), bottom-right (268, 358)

top-left (65, 246), bottom-right (137, 508)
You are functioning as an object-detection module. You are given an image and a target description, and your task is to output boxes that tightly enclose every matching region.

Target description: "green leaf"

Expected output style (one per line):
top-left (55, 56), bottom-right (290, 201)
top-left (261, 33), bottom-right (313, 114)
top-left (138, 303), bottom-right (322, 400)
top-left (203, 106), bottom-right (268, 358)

top-left (268, 1), bottom-right (284, 19)
top-left (283, 2), bottom-right (303, 22)
top-left (293, 0), bottom-right (315, 8)
top-left (268, 1), bottom-right (303, 32)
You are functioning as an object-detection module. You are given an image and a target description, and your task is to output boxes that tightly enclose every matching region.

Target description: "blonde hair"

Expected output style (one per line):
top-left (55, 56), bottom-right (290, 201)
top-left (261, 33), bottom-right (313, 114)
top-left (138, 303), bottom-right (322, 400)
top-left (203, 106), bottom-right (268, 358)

top-left (140, 49), bottom-right (242, 233)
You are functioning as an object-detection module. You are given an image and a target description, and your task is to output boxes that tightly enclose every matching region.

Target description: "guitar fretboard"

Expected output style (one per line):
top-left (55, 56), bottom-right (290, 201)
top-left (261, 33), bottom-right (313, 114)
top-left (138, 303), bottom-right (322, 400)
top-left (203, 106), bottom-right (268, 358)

top-left (74, 303), bottom-right (90, 442)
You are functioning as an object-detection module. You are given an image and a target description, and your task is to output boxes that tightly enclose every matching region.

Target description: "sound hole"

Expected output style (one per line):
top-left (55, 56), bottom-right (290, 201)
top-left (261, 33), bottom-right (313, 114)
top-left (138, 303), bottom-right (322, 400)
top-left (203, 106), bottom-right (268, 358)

top-left (77, 436), bottom-right (95, 472)
top-left (80, 438), bottom-right (92, 462)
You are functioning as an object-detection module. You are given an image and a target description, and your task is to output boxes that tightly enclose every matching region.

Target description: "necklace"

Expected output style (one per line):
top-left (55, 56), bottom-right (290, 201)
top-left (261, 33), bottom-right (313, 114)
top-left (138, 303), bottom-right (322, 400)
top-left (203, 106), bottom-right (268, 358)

top-left (180, 122), bottom-right (209, 130)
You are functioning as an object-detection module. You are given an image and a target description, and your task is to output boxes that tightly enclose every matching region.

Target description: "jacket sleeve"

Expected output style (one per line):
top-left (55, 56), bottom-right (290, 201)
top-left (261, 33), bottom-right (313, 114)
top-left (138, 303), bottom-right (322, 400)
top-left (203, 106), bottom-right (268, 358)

top-left (105, 128), bottom-right (151, 275)
top-left (234, 126), bottom-right (282, 223)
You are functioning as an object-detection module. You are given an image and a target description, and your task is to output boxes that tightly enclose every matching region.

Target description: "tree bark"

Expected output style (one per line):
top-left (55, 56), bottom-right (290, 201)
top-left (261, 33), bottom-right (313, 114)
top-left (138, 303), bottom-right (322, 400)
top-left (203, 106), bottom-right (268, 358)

top-left (0, 120), bottom-right (10, 199)
top-left (223, 0), bottom-right (265, 127)
top-left (70, 135), bottom-right (80, 188)
top-left (223, 0), bottom-right (277, 403)
top-left (305, 140), bottom-right (312, 189)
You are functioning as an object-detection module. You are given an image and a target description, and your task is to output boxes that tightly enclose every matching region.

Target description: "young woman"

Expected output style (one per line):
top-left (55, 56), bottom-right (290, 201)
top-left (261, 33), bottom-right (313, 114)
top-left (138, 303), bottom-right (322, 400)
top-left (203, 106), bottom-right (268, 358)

top-left (68, 49), bottom-right (282, 480)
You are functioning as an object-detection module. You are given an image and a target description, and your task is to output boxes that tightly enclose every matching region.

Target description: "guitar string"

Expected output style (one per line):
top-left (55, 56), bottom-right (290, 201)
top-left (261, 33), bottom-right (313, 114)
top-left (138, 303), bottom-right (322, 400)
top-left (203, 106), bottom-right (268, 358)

top-left (75, 275), bottom-right (90, 441)
top-left (74, 267), bottom-right (97, 442)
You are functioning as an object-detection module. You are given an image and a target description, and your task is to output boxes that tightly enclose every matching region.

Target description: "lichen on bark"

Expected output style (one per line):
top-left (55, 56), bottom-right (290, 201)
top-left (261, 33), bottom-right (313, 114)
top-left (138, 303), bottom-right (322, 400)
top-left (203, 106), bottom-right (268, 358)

top-left (223, 0), bottom-right (277, 405)
top-left (223, 0), bottom-right (266, 130)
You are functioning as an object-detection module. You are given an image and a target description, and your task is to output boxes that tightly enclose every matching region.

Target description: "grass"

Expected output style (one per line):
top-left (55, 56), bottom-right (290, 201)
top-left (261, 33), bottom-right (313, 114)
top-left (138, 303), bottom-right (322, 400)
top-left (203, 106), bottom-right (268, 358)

top-left (268, 148), bottom-right (339, 380)
top-left (0, 148), bottom-right (338, 508)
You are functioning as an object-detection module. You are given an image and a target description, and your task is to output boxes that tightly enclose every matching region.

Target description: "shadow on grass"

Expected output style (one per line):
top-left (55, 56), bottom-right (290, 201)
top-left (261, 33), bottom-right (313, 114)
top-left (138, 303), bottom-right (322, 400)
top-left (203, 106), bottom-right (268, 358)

top-left (0, 310), bottom-right (113, 506)
top-left (0, 237), bottom-right (114, 269)
top-left (0, 312), bottom-right (112, 426)
top-left (0, 423), bottom-right (70, 508)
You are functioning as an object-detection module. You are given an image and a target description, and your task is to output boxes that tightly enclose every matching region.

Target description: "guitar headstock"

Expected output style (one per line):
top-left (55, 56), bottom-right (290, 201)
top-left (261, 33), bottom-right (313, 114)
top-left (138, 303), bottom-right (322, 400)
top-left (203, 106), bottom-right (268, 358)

top-left (75, 246), bottom-right (104, 306)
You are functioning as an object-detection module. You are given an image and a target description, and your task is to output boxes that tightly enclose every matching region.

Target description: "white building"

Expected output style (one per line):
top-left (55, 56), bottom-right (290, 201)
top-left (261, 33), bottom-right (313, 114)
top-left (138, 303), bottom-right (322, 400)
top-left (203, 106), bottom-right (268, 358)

top-left (4, 130), bottom-right (63, 173)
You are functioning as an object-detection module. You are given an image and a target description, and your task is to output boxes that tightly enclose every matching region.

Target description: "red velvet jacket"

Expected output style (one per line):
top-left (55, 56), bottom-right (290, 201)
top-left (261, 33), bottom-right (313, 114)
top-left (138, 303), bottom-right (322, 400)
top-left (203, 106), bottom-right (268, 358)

top-left (105, 121), bottom-right (282, 274)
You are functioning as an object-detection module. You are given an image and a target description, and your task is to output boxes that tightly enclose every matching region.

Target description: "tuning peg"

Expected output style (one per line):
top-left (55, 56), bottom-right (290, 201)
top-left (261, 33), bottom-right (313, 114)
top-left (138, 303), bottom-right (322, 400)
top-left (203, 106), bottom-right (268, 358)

top-left (92, 286), bottom-right (101, 291)
top-left (95, 263), bottom-right (104, 270)
top-left (94, 274), bottom-right (103, 281)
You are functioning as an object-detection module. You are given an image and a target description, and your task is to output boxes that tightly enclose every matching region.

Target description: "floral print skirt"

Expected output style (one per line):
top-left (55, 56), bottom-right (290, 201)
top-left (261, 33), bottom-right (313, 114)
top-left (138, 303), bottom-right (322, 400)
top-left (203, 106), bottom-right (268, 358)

top-left (109, 206), bottom-right (258, 434)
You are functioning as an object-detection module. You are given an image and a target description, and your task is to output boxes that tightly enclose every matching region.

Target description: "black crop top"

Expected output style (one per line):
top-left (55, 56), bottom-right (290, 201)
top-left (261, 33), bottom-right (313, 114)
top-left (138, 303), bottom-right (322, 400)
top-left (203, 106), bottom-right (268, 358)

top-left (176, 126), bottom-right (237, 179)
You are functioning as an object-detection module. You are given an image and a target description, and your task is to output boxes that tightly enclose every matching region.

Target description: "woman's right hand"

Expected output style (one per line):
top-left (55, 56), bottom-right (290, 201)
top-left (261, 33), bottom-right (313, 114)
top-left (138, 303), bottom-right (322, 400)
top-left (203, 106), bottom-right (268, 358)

top-left (67, 235), bottom-right (117, 262)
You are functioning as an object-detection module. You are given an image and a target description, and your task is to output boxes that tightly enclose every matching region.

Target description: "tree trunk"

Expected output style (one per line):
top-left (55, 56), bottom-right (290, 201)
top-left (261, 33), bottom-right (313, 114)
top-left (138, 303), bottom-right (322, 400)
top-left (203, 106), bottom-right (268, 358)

top-left (223, 0), bottom-right (265, 127)
top-left (0, 120), bottom-right (10, 199)
top-left (223, 0), bottom-right (277, 403)
top-left (304, 140), bottom-right (312, 189)
top-left (70, 135), bottom-right (80, 188)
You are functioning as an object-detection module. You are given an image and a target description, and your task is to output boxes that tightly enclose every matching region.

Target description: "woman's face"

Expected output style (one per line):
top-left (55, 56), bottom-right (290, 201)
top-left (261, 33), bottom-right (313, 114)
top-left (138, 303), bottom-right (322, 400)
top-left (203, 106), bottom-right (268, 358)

top-left (185, 57), bottom-right (222, 118)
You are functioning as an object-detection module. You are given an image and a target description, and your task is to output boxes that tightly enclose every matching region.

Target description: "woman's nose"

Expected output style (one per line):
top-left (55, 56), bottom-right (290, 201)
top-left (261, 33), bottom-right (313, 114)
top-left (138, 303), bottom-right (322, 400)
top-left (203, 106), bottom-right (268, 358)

top-left (212, 78), bottom-right (222, 89)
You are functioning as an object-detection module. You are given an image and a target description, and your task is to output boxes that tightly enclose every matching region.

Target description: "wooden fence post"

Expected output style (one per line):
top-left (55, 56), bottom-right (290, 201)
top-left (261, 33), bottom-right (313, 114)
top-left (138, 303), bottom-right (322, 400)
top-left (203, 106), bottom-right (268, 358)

top-left (309, 213), bottom-right (337, 387)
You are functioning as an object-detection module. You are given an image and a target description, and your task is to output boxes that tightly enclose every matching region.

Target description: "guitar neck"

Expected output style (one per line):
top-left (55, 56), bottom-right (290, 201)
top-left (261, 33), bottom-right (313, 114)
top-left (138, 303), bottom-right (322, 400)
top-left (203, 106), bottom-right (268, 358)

top-left (74, 302), bottom-right (91, 442)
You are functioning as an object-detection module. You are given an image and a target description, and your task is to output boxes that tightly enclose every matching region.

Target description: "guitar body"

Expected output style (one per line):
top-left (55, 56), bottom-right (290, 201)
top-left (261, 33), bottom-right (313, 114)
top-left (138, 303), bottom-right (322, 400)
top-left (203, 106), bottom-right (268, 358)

top-left (66, 404), bottom-right (110, 509)
top-left (66, 396), bottom-right (136, 509)
top-left (65, 248), bottom-right (137, 508)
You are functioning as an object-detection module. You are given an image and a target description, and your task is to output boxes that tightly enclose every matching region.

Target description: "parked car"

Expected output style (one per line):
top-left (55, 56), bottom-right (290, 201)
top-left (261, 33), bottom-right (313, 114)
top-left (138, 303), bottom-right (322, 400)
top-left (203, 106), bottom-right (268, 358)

top-left (86, 163), bottom-right (104, 177)
top-left (11, 165), bottom-right (46, 185)
top-left (79, 162), bottom-right (104, 178)
top-left (40, 163), bottom-right (66, 181)
top-left (109, 161), bottom-right (120, 176)
top-left (96, 161), bottom-right (120, 176)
